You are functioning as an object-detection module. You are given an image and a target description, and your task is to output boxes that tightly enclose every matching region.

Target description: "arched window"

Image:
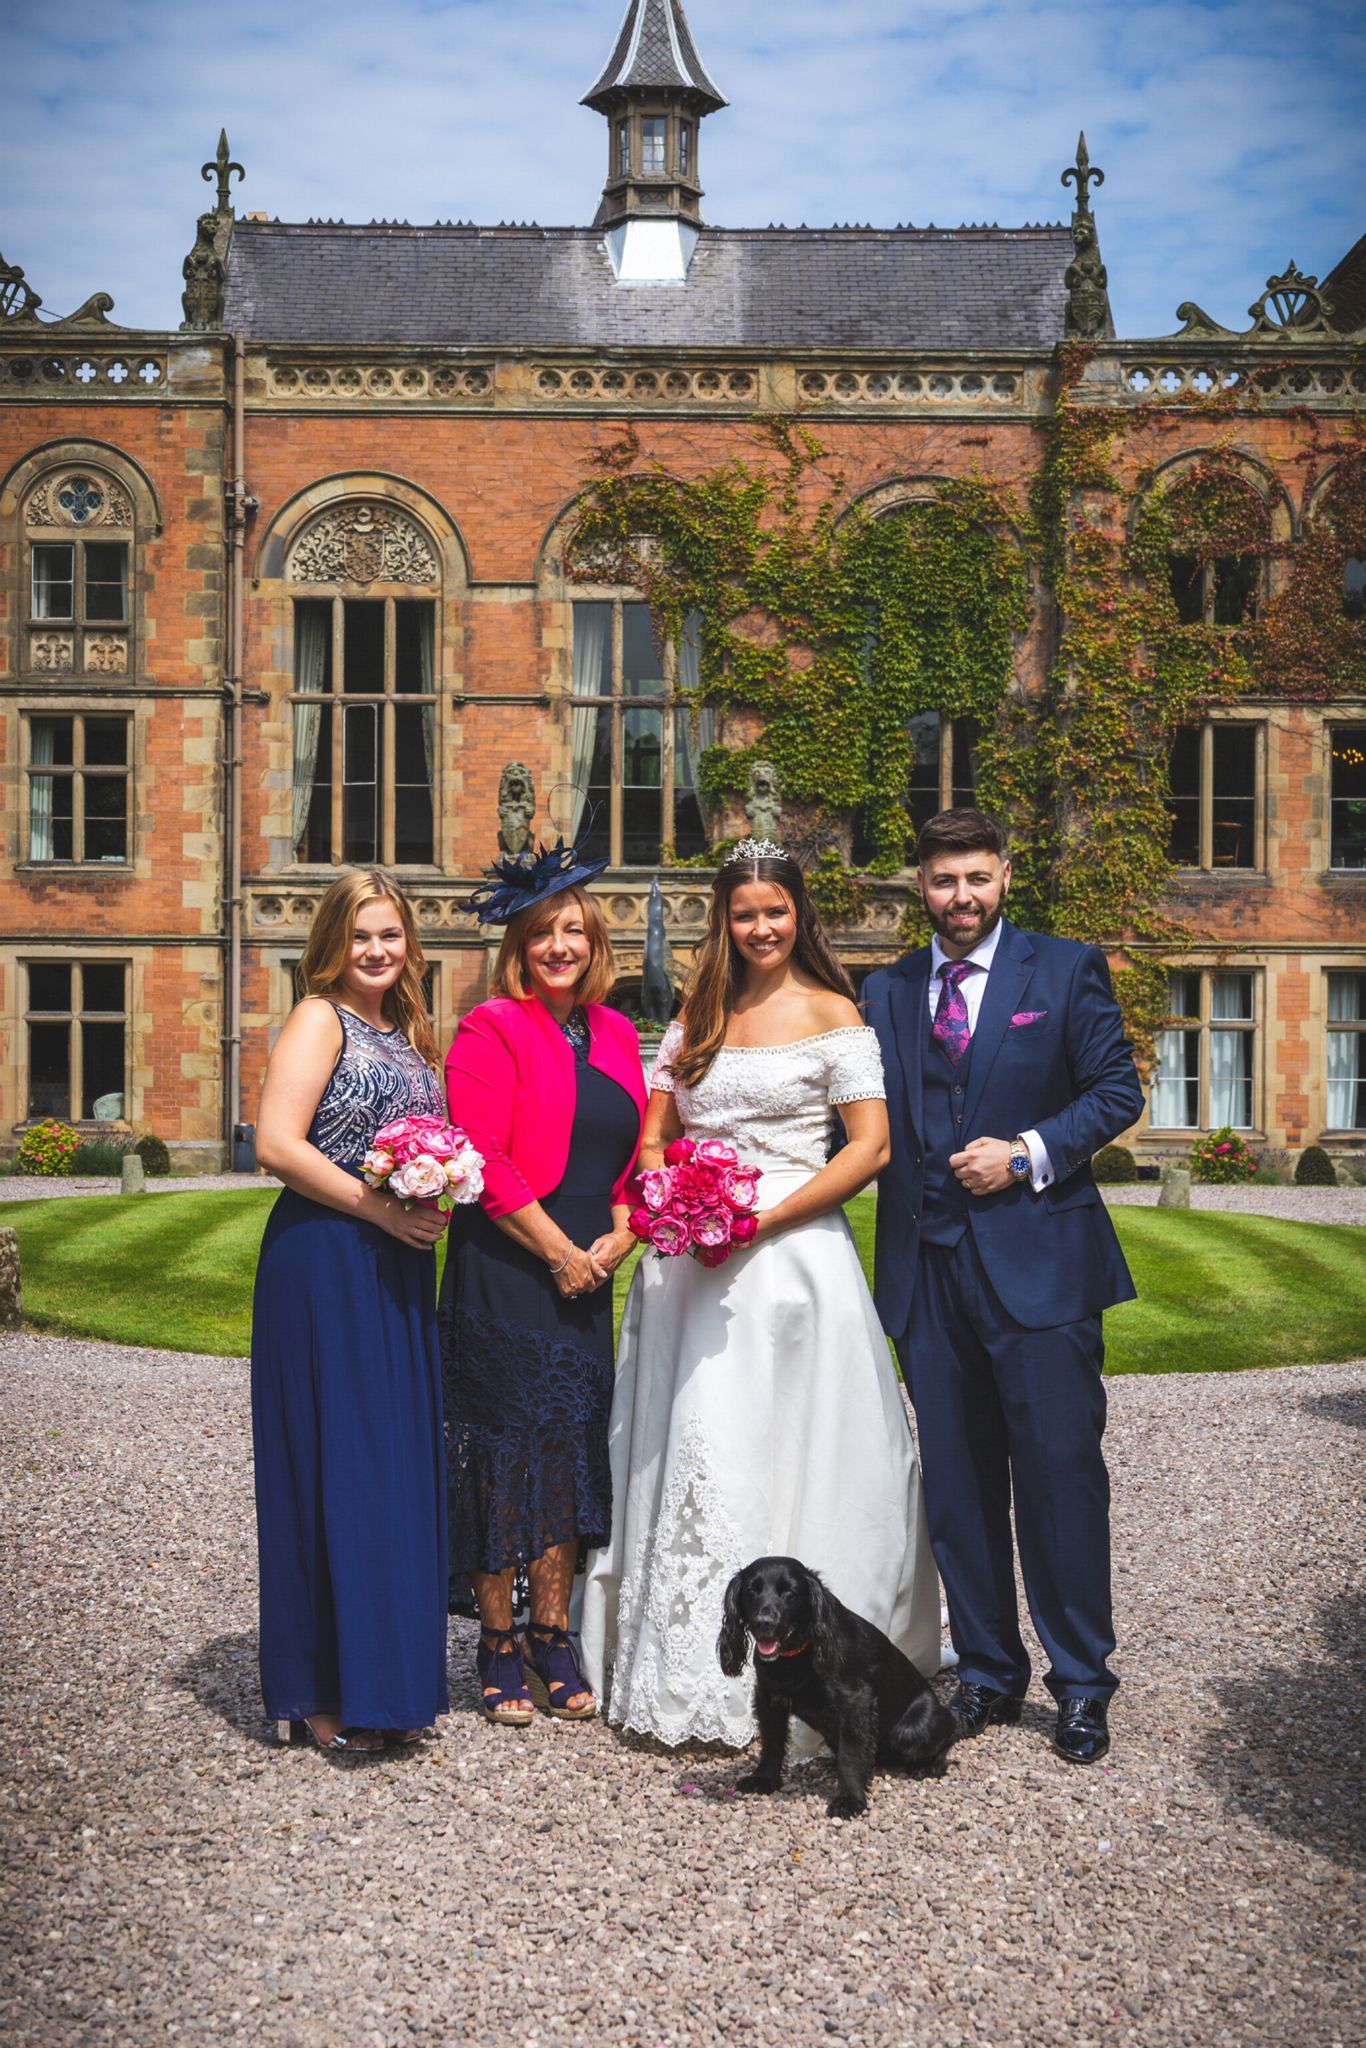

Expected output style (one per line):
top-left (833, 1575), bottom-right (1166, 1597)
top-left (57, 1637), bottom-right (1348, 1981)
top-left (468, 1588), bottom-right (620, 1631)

top-left (24, 465), bottom-right (135, 678)
top-left (285, 500), bottom-right (440, 866)
top-left (569, 597), bottom-right (707, 867)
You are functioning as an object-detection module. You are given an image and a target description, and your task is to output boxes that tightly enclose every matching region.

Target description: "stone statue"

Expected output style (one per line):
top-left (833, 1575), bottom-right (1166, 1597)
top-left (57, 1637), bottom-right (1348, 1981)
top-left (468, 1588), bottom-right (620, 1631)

top-left (744, 759), bottom-right (783, 843)
top-left (181, 212), bottom-right (226, 330)
top-left (1064, 216), bottom-right (1110, 340)
top-left (497, 761), bottom-right (537, 856)
top-left (641, 877), bottom-right (676, 1030)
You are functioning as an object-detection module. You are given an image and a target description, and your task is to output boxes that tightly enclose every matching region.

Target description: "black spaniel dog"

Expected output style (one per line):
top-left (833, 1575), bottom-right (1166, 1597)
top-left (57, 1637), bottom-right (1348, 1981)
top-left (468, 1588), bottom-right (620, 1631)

top-left (717, 1556), bottom-right (957, 1819)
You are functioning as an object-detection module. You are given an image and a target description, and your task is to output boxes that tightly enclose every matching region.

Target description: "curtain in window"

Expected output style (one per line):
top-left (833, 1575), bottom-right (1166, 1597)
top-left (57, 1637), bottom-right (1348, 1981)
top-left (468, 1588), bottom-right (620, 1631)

top-left (570, 605), bottom-right (610, 839)
top-left (1208, 1030), bottom-right (1251, 1129)
top-left (419, 605), bottom-right (436, 801)
top-left (675, 610), bottom-right (712, 791)
top-left (29, 721), bottom-right (55, 860)
top-left (1151, 1030), bottom-right (1196, 1128)
top-left (291, 607), bottom-right (329, 852)
top-left (1327, 1027), bottom-right (1358, 1129)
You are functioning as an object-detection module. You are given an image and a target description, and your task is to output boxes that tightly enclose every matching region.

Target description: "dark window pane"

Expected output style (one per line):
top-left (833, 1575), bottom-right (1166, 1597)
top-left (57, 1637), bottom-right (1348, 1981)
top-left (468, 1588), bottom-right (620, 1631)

top-left (304, 705), bottom-right (333, 862)
top-left (32, 715), bottom-right (74, 765)
top-left (580, 706), bottom-right (614, 863)
top-left (622, 788), bottom-right (663, 865)
top-left (83, 716), bottom-right (128, 765)
top-left (342, 705), bottom-right (379, 862)
top-left (1167, 972), bottom-right (1200, 1020)
top-left (28, 1022), bottom-right (71, 1117)
top-left (1211, 725), bottom-right (1256, 867)
top-left (395, 602), bottom-right (434, 693)
top-left (642, 118), bottom-right (666, 173)
top-left (1167, 727), bottom-right (1201, 864)
top-left (32, 543), bottom-right (74, 620)
top-left (623, 604), bottom-right (665, 697)
top-left (679, 123), bottom-right (692, 175)
top-left (84, 542), bottom-right (128, 623)
top-left (84, 775), bottom-right (128, 861)
top-left (623, 704), bottom-right (663, 787)
top-left (1345, 558), bottom-right (1366, 622)
top-left (1213, 554), bottom-right (1258, 627)
top-left (1168, 554), bottom-right (1204, 624)
top-left (31, 776), bottom-right (74, 860)
top-left (673, 786), bottom-right (706, 859)
top-left (1330, 726), bottom-right (1366, 869)
top-left (343, 601), bottom-right (384, 693)
top-left (81, 1021), bottom-right (125, 1118)
top-left (393, 705), bottom-right (434, 864)
top-left (951, 716), bottom-right (980, 812)
top-left (28, 963), bottom-right (72, 1012)
top-left (616, 122), bottom-right (629, 176)
top-left (81, 964), bottom-right (125, 1013)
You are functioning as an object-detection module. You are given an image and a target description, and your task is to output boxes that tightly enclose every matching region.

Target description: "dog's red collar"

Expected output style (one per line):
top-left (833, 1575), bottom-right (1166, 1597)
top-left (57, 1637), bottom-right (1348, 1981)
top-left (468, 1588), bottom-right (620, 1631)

top-left (762, 1640), bottom-right (809, 1659)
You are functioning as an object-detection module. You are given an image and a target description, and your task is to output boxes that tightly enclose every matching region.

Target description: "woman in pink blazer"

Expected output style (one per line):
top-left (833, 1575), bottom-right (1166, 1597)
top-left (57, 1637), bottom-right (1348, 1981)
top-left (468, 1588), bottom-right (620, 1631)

top-left (440, 844), bottom-right (647, 1725)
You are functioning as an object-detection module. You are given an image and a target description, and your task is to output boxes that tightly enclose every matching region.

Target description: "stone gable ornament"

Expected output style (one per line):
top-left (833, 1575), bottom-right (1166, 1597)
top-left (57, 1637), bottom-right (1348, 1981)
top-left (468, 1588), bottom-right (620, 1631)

top-left (497, 762), bottom-right (537, 855)
top-left (287, 504), bottom-right (438, 586)
top-left (181, 212), bottom-right (226, 330)
top-left (743, 759), bottom-right (783, 842)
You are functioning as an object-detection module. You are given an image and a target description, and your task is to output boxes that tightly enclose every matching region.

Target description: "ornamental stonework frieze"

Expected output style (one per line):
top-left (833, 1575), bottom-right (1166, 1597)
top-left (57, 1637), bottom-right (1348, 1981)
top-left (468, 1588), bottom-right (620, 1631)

top-left (27, 473), bottom-right (134, 529)
top-left (0, 351), bottom-right (167, 395)
top-left (1101, 357), bottom-right (1366, 406)
top-left (532, 364), bottom-right (758, 404)
top-left (795, 366), bottom-right (1024, 407)
top-left (287, 503), bottom-right (438, 586)
top-left (267, 360), bottom-right (493, 403)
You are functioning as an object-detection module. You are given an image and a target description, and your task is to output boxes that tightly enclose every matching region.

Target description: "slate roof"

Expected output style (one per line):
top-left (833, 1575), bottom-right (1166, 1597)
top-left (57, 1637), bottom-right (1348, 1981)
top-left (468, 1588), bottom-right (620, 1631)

top-left (223, 221), bottom-right (1073, 352)
top-left (1323, 231), bottom-right (1366, 335)
top-left (583, 0), bottom-right (726, 113)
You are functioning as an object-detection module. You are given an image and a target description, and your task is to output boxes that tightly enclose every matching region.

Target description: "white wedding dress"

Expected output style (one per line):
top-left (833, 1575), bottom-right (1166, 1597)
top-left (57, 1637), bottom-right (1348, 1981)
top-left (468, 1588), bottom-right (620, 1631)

top-left (579, 1022), bottom-right (942, 1748)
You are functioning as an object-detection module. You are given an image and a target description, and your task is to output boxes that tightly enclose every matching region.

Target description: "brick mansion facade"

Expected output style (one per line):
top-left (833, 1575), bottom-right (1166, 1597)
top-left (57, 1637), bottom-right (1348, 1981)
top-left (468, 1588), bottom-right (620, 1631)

top-left (2, 0), bottom-right (1364, 1168)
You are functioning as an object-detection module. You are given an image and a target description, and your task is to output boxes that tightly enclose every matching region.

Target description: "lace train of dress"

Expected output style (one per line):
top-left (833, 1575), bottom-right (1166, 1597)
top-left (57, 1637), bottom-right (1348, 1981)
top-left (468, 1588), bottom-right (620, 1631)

top-left (579, 1025), bottom-right (942, 1748)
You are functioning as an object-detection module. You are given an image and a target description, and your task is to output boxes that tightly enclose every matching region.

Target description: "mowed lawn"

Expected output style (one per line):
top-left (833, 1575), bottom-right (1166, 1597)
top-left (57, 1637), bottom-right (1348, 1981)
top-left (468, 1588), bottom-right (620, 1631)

top-left (1, 1188), bottom-right (1363, 1375)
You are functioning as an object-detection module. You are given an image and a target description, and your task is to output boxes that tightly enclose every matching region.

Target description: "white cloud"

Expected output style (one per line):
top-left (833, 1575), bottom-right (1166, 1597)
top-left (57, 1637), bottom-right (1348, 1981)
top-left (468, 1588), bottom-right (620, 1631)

top-left (0, 0), bottom-right (1360, 337)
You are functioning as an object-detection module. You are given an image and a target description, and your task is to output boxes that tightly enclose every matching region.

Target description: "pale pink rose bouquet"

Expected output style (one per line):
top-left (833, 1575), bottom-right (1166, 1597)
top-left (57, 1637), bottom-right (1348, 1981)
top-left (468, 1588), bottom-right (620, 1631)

top-left (362, 1113), bottom-right (485, 1212)
top-left (627, 1138), bottom-right (763, 1269)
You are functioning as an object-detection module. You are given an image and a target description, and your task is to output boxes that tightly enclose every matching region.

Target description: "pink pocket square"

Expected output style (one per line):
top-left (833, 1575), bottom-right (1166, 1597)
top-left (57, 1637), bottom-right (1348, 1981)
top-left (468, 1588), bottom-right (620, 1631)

top-left (1009, 1010), bottom-right (1048, 1028)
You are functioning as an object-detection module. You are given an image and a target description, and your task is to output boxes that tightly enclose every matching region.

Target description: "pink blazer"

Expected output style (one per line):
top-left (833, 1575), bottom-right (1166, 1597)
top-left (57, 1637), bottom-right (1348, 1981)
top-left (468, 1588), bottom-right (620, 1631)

top-left (444, 997), bottom-right (648, 1220)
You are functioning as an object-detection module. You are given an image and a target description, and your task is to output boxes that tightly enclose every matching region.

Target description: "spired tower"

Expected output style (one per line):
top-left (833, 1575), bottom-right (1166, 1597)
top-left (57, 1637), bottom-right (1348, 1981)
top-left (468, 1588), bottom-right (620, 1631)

top-left (582, 0), bottom-right (727, 282)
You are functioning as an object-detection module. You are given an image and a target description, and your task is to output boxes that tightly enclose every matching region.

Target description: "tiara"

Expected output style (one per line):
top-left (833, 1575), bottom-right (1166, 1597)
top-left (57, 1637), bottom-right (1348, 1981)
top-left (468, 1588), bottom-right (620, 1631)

top-left (725, 837), bottom-right (788, 865)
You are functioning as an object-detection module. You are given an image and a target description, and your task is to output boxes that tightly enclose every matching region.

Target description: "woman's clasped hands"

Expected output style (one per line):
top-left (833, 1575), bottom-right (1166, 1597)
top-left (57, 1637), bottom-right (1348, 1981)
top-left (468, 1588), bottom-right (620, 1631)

top-left (551, 1227), bottom-right (635, 1299)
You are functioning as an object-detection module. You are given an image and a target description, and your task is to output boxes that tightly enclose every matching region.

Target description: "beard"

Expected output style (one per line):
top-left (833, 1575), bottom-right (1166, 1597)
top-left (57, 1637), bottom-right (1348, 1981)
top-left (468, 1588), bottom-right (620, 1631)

top-left (924, 895), bottom-right (1006, 951)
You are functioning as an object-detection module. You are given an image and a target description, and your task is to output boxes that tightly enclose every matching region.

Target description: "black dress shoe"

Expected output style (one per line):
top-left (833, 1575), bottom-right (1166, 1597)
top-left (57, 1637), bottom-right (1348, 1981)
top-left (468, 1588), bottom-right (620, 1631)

top-left (1054, 1697), bottom-right (1110, 1764)
top-left (951, 1681), bottom-right (1025, 1737)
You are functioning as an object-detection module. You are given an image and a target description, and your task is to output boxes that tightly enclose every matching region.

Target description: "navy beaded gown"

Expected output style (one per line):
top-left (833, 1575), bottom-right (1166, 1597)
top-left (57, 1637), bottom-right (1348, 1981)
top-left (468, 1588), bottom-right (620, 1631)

top-left (251, 1003), bottom-right (450, 1731)
top-left (440, 1014), bottom-right (640, 1613)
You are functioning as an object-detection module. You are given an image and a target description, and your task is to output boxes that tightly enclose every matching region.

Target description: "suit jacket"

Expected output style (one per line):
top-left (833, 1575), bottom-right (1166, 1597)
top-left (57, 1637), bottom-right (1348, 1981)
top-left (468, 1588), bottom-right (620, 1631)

top-left (444, 996), bottom-right (647, 1219)
top-left (862, 919), bottom-right (1145, 1337)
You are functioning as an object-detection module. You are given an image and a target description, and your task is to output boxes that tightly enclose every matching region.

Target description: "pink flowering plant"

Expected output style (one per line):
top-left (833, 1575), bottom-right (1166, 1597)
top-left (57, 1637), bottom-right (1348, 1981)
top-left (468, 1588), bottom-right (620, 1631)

top-left (362, 1113), bottom-right (485, 1212)
top-left (1189, 1126), bottom-right (1259, 1184)
top-left (627, 1138), bottom-right (763, 1268)
top-left (16, 1119), bottom-right (80, 1177)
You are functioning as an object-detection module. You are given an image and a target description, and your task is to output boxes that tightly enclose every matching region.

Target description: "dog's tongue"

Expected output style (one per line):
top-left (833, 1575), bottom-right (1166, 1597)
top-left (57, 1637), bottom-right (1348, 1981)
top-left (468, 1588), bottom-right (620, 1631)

top-left (755, 1638), bottom-right (781, 1658)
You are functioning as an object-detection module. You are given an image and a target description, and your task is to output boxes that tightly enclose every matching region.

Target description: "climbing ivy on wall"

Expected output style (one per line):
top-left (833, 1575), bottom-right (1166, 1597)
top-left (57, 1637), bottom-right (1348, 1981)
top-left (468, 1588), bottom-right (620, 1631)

top-left (572, 374), bottom-right (1366, 1068)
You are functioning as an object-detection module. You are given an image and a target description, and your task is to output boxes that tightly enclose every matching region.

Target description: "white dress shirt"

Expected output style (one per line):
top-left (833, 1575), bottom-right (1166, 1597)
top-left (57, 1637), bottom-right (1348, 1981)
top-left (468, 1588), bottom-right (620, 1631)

top-left (928, 921), bottom-right (1055, 1191)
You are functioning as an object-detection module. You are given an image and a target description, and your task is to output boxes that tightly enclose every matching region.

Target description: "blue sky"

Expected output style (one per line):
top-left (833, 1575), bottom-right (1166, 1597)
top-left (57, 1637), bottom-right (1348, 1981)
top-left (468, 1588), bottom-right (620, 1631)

top-left (2, 0), bottom-right (1362, 339)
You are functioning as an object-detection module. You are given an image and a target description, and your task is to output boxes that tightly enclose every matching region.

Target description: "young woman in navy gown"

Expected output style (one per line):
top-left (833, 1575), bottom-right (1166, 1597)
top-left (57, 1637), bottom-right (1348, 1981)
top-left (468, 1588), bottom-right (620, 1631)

top-left (252, 869), bottom-right (450, 1753)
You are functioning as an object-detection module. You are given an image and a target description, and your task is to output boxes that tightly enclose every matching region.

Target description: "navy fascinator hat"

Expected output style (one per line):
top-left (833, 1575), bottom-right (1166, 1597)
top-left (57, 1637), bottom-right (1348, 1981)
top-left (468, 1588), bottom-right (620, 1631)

top-left (467, 836), bottom-right (610, 927)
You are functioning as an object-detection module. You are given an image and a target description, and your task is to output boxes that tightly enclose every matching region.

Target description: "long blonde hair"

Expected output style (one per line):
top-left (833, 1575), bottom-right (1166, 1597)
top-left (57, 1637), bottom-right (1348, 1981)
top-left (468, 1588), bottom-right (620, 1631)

top-left (297, 867), bottom-right (439, 1068)
top-left (672, 854), bottom-right (854, 1089)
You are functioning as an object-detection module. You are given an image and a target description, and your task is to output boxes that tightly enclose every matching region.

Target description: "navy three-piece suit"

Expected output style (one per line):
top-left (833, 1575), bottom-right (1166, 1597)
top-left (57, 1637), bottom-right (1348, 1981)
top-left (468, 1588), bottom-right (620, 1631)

top-left (863, 917), bottom-right (1145, 1703)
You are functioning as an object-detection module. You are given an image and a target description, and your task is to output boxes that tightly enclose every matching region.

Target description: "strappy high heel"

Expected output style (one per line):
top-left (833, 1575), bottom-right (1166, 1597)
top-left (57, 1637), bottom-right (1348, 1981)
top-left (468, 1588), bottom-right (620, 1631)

top-left (475, 1629), bottom-right (535, 1726)
top-left (277, 1717), bottom-right (382, 1755)
top-left (522, 1623), bottom-right (597, 1721)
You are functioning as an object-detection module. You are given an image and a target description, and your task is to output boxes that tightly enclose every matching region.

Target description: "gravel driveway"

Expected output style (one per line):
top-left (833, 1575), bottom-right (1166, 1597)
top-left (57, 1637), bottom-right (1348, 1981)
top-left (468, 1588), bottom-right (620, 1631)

top-left (1, 1335), bottom-right (1362, 2048)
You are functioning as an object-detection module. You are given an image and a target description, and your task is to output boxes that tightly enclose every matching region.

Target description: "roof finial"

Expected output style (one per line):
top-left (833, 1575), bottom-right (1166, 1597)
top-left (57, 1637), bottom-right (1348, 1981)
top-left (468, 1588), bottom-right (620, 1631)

top-left (202, 129), bottom-right (245, 215)
top-left (1061, 132), bottom-right (1103, 217)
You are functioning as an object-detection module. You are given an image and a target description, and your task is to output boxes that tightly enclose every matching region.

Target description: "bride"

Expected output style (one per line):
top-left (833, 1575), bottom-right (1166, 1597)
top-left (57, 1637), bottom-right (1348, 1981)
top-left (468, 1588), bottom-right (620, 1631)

top-left (580, 840), bottom-right (942, 1747)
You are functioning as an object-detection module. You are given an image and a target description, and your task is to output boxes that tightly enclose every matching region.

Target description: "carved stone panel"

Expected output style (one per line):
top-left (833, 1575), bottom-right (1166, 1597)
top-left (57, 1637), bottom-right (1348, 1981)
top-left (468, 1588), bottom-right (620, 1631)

top-left (31, 632), bottom-right (74, 673)
top-left (287, 502), bottom-right (438, 585)
top-left (85, 635), bottom-right (129, 674)
top-left (26, 472), bottom-right (134, 528)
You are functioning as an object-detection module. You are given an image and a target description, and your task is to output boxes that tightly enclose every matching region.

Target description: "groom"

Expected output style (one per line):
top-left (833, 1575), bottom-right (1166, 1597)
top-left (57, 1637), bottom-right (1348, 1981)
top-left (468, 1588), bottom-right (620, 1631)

top-left (863, 808), bottom-right (1144, 1763)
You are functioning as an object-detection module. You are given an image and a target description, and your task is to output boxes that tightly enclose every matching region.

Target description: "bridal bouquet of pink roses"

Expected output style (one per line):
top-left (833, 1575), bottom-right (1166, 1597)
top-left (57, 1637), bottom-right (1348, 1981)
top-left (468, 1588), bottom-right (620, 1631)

top-left (628, 1138), bottom-right (763, 1269)
top-left (362, 1113), bottom-right (485, 1212)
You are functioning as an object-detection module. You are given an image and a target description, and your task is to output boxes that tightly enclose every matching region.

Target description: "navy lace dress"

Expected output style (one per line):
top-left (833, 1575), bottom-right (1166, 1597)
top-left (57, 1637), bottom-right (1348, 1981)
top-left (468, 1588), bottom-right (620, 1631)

top-left (439, 1019), bottom-right (640, 1613)
top-left (251, 1003), bottom-right (450, 1731)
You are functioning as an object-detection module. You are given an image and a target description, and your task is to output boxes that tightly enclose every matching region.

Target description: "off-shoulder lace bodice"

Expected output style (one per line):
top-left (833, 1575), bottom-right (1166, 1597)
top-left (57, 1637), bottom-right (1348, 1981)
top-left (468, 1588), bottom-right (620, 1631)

top-left (650, 1021), bottom-right (885, 1179)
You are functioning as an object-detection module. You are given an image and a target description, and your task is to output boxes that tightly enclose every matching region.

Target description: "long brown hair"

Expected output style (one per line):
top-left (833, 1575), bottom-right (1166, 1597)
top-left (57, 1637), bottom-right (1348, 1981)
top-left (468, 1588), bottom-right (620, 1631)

top-left (672, 854), bottom-right (854, 1089)
top-left (491, 886), bottom-right (617, 1006)
top-left (297, 867), bottom-right (439, 1068)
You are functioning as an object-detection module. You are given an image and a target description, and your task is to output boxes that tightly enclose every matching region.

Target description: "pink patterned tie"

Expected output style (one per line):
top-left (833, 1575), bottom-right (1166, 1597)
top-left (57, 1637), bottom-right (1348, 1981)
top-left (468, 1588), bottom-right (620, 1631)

top-left (932, 961), bottom-right (975, 1066)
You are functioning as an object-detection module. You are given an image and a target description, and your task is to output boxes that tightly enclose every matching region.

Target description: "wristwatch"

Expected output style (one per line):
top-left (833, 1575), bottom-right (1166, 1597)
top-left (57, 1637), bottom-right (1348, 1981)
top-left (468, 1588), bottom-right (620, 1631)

top-left (1008, 1137), bottom-right (1032, 1180)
